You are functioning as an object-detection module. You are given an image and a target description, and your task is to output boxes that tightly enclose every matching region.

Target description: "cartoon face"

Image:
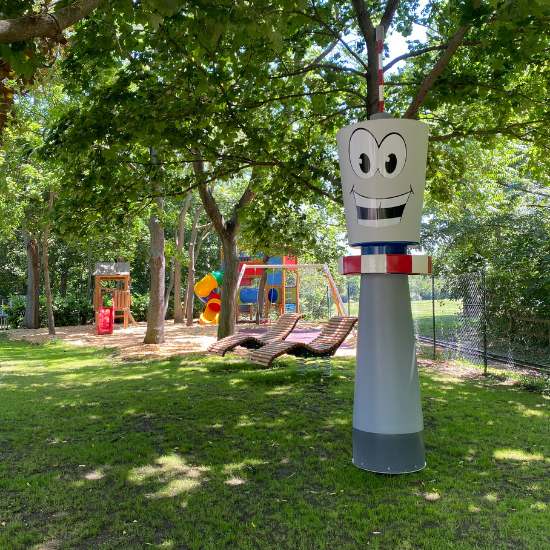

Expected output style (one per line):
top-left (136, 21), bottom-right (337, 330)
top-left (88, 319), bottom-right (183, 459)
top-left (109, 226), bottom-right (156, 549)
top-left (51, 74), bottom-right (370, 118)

top-left (336, 117), bottom-right (429, 247)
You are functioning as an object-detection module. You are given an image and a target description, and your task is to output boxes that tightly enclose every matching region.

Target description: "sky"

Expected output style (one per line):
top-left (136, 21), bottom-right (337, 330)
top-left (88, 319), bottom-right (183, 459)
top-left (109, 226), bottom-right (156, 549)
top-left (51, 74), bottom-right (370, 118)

top-left (386, 23), bottom-right (428, 73)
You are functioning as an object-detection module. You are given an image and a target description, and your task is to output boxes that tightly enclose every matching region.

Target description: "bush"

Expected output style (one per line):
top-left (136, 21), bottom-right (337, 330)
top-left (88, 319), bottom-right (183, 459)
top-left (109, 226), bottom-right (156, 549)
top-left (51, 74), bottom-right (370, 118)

top-left (46, 295), bottom-right (94, 327)
top-left (3, 296), bottom-right (26, 328)
top-left (3, 294), bottom-right (94, 329)
top-left (130, 293), bottom-right (149, 322)
top-left (516, 373), bottom-right (550, 394)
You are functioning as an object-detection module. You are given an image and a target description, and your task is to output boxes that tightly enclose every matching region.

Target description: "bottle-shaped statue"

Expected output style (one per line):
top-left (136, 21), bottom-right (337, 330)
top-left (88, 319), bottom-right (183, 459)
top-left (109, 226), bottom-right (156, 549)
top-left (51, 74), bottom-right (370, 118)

top-left (337, 112), bottom-right (430, 473)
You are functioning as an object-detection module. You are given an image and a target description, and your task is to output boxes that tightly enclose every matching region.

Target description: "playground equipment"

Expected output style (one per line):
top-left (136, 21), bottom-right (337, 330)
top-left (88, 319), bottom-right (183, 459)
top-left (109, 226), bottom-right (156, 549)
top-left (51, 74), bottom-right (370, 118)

top-left (97, 296), bottom-right (115, 335)
top-left (93, 262), bottom-right (137, 333)
top-left (336, 25), bottom-right (432, 474)
top-left (194, 271), bottom-right (224, 325)
top-left (196, 254), bottom-right (346, 325)
top-left (235, 262), bottom-right (347, 320)
top-left (222, 252), bottom-right (301, 320)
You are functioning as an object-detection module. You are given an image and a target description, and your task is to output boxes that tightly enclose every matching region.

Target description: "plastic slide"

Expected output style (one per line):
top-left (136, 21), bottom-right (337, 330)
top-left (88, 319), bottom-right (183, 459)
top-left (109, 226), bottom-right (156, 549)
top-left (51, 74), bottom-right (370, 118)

top-left (97, 297), bottom-right (115, 335)
top-left (195, 271), bottom-right (224, 324)
top-left (199, 291), bottom-right (221, 325)
top-left (195, 271), bottom-right (223, 301)
top-left (195, 270), bottom-right (262, 324)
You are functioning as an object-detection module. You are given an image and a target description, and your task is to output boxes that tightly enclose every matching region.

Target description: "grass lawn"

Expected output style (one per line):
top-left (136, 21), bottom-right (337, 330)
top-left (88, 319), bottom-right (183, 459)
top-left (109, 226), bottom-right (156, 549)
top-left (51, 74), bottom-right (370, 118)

top-left (411, 299), bottom-right (463, 340)
top-left (1, 334), bottom-right (550, 549)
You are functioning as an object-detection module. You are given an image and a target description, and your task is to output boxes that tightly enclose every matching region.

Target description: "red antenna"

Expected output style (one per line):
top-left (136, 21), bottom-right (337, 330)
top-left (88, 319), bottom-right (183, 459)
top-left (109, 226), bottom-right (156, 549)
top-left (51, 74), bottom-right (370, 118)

top-left (376, 25), bottom-right (384, 113)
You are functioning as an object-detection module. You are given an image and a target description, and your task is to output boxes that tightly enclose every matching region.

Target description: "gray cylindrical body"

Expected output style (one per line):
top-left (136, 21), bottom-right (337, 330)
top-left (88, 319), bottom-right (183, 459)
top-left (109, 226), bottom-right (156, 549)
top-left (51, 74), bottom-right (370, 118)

top-left (353, 273), bottom-right (425, 473)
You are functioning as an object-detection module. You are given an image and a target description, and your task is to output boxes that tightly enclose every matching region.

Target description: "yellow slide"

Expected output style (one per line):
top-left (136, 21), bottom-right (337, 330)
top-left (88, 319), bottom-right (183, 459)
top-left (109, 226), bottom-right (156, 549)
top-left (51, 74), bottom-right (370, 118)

top-left (195, 271), bottom-right (224, 324)
top-left (199, 292), bottom-right (221, 324)
top-left (194, 273), bottom-right (218, 299)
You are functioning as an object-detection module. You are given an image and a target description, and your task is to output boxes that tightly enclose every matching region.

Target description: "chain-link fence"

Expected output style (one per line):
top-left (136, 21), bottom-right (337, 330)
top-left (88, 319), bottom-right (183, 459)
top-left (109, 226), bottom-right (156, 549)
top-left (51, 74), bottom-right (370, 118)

top-left (343, 271), bottom-right (550, 371)
top-left (410, 273), bottom-right (488, 370)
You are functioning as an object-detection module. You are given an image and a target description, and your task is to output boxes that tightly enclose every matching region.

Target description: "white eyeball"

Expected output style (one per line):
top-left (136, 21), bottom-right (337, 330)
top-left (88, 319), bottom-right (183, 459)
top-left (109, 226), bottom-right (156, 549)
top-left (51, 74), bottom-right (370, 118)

top-left (378, 133), bottom-right (407, 179)
top-left (349, 129), bottom-right (378, 179)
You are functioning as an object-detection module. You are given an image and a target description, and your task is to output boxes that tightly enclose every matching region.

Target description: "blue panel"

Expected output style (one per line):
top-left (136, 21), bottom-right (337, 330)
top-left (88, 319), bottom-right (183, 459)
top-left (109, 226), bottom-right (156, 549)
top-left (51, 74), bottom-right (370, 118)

top-left (267, 271), bottom-right (282, 285)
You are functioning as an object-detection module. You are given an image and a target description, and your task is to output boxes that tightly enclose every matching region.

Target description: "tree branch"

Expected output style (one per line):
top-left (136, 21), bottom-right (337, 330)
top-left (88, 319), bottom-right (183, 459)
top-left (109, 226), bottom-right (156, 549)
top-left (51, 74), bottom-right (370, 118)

top-left (351, 0), bottom-right (375, 44)
top-left (228, 172), bottom-right (258, 232)
top-left (403, 24), bottom-right (473, 119)
top-left (299, 4), bottom-right (370, 74)
top-left (380, 0), bottom-right (401, 33)
top-left (429, 118), bottom-right (550, 142)
top-left (0, 0), bottom-right (104, 44)
top-left (384, 42), bottom-right (480, 72)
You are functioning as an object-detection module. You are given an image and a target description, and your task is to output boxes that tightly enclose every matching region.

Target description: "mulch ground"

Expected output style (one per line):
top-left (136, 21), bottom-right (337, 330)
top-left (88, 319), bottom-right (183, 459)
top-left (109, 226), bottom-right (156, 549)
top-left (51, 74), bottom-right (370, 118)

top-left (6, 320), bottom-right (356, 360)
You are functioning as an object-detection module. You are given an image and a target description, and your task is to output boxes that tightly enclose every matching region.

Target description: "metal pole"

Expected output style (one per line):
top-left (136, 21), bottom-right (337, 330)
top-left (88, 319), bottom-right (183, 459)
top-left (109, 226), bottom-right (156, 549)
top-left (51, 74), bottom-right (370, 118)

top-left (482, 269), bottom-right (488, 375)
top-left (327, 286), bottom-right (331, 319)
top-left (432, 275), bottom-right (436, 358)
top-left (347, 281), bottom-right (351, 316)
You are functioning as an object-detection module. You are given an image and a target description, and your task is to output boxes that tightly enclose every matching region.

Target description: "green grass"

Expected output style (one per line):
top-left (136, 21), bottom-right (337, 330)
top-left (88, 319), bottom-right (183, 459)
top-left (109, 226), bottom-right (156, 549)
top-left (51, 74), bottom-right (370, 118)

top-left (411, 299), bottom-right (462, 339)
top-left (346, 299), bottom-right (462, 339)
top-left (1, 336), bottom-right (550, 549)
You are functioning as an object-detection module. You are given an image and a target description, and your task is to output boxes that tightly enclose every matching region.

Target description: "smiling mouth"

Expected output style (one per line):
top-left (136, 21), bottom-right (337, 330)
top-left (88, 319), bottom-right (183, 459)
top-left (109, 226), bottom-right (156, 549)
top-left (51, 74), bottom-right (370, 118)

top-left (352, 187), bottom-right (413, 227)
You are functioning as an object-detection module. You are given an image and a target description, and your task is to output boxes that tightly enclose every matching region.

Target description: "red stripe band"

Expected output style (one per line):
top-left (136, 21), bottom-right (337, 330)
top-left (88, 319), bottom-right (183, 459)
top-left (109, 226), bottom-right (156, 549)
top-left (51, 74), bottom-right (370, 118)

top-left (338, 254), bottom-right (432, 276)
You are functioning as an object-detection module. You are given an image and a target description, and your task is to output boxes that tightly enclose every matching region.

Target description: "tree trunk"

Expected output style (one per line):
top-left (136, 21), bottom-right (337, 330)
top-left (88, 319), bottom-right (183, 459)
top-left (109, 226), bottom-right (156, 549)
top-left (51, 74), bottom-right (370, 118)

top-left (194, 152), bottom-right (257, 340)
top-left (60, 265), bottom-right (68, 298)
top-left (144, 198), bottom-right (166, 344)
top-left (183, 276), bottom-right (190, 324)
top-left (185, 205), bottom-right (206, 326)
top-left (0, 0), bottom-right (104, 44)
top-left (21, 233), bottom-right (40, 329)
top-left (256, 254), bottom-right (270, 323)
top-left (144, 147), bottom-right (166, 344)
top-left (43, 193), bottom-right (55, 335)
top-left (185, 262), bottom-right (196, 326)
top-left (174, 193), bottom-right (192, 323)
top-left (163, 260), bottom-right (175, 318)
top-left (86, 237), bottom-right (92, 302)
top-left (174, 255), bottom-right (184, 322)
top-left (218, 233), bottom-right (239, 338)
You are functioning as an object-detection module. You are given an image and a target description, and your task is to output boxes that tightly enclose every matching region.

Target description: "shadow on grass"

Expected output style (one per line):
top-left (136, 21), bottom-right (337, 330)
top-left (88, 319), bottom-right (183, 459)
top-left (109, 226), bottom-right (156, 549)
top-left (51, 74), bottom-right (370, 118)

top-left (1, 337), bottom-right (550, 550)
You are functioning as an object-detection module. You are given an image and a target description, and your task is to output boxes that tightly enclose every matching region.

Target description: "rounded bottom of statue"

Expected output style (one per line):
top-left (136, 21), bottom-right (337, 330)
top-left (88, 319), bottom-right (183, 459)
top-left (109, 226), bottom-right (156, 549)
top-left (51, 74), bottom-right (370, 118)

top-left (352, 427), bottom-right (426, 474)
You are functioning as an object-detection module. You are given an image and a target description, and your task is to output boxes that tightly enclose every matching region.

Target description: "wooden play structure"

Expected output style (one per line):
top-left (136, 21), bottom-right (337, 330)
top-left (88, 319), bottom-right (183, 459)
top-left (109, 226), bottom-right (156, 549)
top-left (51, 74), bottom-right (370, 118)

top-left (220, 251), bottom-right (302, 320)
top-left (93, 262), bottom-right (138, 330)
top-left (235, 262), bottom-right (347, 319)
top-left (220, 250), bottom-right (347, 321)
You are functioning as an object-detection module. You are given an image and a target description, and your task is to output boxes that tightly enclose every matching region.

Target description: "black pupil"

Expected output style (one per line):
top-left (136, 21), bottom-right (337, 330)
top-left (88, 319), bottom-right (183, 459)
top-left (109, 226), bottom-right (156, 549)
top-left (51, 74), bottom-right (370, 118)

top-left (359, 153), bottom-right (370, 174)
top-left (386, 153), bottom-right (397, 173)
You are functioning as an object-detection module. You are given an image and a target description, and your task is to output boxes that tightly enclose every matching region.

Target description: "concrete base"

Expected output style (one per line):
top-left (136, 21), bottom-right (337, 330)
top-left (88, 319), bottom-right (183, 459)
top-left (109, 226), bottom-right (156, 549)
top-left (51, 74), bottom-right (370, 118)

top-left (353, 428), bottom-right (425, 474)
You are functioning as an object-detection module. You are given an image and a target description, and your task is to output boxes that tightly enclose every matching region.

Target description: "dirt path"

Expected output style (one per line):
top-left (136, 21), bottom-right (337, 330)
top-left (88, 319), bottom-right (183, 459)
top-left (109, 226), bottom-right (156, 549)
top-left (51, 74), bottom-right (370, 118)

top-left (6, 320), bottom-right (357, 360)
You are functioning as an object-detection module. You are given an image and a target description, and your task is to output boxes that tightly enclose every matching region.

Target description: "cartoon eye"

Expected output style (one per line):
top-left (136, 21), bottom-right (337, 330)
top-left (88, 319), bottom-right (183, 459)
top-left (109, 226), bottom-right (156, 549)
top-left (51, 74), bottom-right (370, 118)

top-left (378, 133), bottom-right (406, 179)
top-left (349, 129), bottom-right (377, 179)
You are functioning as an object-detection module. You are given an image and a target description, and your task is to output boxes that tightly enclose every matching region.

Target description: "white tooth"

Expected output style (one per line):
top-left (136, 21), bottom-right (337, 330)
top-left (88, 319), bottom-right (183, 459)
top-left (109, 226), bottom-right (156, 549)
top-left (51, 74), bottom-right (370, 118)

top-left (353, 191), bottom-right (377, 209)
top-left (358, 218), bottom-right (401, 227)
top-left (379, 191), bottom-right (411, 208)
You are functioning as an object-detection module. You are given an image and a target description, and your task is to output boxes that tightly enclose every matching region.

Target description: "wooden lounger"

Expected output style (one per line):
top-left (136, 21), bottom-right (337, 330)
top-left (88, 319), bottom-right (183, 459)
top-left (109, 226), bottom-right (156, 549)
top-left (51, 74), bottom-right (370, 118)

top-left (246, 316), bottom-right (358, 368)
top-left (207, 313), bottom-right (305, 356)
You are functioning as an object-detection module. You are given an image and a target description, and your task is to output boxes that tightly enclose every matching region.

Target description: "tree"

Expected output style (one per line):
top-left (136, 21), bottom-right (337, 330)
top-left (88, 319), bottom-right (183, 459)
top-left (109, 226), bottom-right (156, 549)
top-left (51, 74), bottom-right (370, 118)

top-left (422, 137), bottom-right (550, 332)
top-left (0, 0), bottom-right (104, 45)
top-left (40, 0), bottom-right (550, 340)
